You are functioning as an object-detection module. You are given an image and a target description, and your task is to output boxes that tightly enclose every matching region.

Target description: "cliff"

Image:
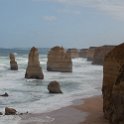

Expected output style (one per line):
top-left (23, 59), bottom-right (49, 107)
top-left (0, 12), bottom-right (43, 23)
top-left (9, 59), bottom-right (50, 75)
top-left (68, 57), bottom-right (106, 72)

top-left (102, 43), bottom-right (124, 123)
top-left (92, 45), bottom-right (115, 65)
top-left (87, 47), bottom-right (97, 61)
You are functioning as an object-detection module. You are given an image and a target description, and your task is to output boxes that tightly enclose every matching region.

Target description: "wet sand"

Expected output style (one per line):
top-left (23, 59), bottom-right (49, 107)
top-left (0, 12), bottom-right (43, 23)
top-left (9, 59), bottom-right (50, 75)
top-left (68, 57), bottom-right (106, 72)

top-left (19, 96), bottom-right (109, 124)
top-left (74, 96), bottom-right (109, 124)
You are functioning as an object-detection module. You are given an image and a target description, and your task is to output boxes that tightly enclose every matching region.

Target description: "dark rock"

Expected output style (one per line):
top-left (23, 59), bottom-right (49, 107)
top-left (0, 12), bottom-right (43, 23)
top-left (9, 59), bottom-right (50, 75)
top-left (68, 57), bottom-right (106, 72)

top-left (48, 81), bottom-right (62, 93)
top-left (0, 112), bottom-right (3, 115)
top-left (0, 92), bottom-right (9, 97)
top-left (5, 107), bottom-right (17, 115)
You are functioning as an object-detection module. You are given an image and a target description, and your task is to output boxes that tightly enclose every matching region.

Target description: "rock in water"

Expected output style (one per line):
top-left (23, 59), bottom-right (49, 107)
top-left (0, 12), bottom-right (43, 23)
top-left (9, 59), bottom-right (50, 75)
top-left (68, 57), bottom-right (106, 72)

top-left (0, 92), bottom-right (9, 97)
top-left (25, 47), bottom-right (44, 79)
top-left (5, 107), bottom-right (17, 115)
top-left (47, 46), bottom-right (72, 72)
top-left (9, 53), bottom-right (18, 70)
top-left (102, 43), bottom-right (124, 124)
top-left (48, 81), bottom-right (62, 93)
top-left (67, 48), bottom-right (79, 58)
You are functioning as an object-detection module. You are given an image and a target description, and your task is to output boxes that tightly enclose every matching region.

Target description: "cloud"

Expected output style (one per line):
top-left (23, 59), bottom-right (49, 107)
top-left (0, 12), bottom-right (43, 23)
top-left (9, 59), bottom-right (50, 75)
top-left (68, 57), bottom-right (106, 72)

top-left (57, 9), bottom-right (80, 15)
top-left (35, 0), bottom-right (124, 21)
top-left (42, 16), bottom-right (57, 22)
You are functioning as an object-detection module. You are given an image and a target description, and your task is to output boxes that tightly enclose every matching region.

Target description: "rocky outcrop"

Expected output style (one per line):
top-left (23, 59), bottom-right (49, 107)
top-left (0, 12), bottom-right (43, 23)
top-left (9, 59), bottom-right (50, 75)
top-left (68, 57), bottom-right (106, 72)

top-left (102, 43), bottom-right (124, 124)
top-left (0, 92), bottom-right (9, 97)
top-left (87, 47), bottom-right (97, 61)
top-left (79, 49), bottom-right (88, 58)
top-left (9, 53), bottom-right (18, 70)
top-left (67, 48), bottom-right (79, 58)
top-left (47, 46), bottom-right (72, 72)
top-left (25, 47), bottom-right (44, 79)
top-left (92, 45), bottom-right (115, 65)
top-left (48, 81), bottom-right (62, 93)
top-left (5, 107), bottom-right (17, 115)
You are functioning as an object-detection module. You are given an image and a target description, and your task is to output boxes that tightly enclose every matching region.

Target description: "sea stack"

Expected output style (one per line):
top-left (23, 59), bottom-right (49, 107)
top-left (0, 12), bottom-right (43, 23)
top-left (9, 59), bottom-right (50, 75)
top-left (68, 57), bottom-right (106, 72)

top-left (25, 47), bottom-right (44, 79)
top-left (47, 46), bottom-right (72, 72)
top-left (102, 43), bottom-right (124, 123)
top-left (67, 48), bottom-right (79, 58)
top-left (9, 53), bottom-right (18, 70)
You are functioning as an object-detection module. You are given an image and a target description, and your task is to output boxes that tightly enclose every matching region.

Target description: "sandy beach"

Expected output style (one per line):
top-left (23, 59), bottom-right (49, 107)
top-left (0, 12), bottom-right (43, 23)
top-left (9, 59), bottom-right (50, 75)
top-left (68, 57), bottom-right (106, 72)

top-left (19, 95), bottom-right (109, 124)
top-left (74, 96), bottom-right (109, 124)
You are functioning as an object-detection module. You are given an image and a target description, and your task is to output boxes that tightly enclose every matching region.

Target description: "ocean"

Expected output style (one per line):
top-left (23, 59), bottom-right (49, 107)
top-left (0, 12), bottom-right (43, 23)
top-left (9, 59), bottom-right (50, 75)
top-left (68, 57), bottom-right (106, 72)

top-left (0, 48), bottom-right (103, 124)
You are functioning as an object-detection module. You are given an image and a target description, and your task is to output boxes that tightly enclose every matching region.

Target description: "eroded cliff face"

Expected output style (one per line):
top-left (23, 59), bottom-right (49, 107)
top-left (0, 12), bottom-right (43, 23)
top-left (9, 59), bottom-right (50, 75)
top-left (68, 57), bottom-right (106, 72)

top-left (92, 45), bottom-right (114, 65)
top-left (25, 47), bottom-right (44, 79)
top-left (47, 46), bottom-right (72, 72)
top-left (87, 47), bottom-right (97, 61)
top-left (102, 43), bottom-right (124, 124)
top-left (79, 49), bottom-right (88, 58)
top-left (9, 53), bottom-right (18, 70)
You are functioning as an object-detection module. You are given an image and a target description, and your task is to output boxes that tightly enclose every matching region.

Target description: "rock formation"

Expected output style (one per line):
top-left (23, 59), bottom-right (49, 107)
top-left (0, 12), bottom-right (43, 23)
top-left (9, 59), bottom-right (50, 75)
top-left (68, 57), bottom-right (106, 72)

top-left (25, 47), bottom-right (44, 79)
top-left (102, 43), bottom-right (124, 124)
top-left (47, 46), bottom-right (72, 72)
top-left (87, 47), bottom-right (97, 61)
top-left (9, 53), bottom-right (18, 70)
top-left (0, 92), bottom-right (9, 97)
top-left (5, 107), bottom-right (17, 115)
top-left (92, 45), bottom-right (115, 65)
top-left (79, 49), bottom-right (88, 58)
top-left (48, 81), bottom-right (62, 93)
top-left (67, 48), bottom-right (79, 58)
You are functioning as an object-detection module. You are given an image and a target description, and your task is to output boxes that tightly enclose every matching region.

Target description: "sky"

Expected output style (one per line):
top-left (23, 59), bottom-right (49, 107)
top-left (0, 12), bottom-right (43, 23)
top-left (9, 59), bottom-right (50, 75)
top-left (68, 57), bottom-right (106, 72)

top-left (0, 0), bottom-right (124, 48)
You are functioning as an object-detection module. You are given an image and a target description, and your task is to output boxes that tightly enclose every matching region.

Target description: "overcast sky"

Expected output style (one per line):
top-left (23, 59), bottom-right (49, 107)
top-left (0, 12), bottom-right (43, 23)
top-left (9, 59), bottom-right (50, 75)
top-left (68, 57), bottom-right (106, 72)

top-left (0, 0), bottom-right (124, 48)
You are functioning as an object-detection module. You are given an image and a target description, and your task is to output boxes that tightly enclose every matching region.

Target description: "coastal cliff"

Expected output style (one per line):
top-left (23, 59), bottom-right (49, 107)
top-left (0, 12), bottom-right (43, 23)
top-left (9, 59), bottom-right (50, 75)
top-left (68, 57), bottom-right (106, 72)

top-left (102, 43), bottom-right (124, 123)
top-left (92, 45), bottom-right (114, 65)
top-left (87, 47), bottom-right (97, 61)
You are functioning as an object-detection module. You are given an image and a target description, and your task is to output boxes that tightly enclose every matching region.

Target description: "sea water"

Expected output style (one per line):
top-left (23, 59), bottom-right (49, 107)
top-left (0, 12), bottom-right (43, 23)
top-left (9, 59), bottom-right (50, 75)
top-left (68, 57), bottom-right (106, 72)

top-left (0, 48), bottom-right (103, 123)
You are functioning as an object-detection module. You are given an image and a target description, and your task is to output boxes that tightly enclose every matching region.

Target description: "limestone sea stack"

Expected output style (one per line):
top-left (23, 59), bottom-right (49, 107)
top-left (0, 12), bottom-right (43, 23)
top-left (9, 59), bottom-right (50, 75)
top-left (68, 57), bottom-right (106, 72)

top-left (47, 46), bottom-right (72, 72)
top-left (79, 48), bottom-right (88, 58)
top-left (25, 47), bottom-right (44, 79)
top-left (67, 48), bottom-right (79, 58)
top-left (9, 53), bottom-right (18, 70)
top-left (102, 43), bottom-right (124, 123)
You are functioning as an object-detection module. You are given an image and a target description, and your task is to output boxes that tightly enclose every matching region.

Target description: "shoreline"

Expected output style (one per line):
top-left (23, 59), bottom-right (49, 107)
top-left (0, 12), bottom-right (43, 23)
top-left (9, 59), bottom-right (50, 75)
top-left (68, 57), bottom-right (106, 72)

top-left (73, 95), bottom-right (109, 124)
top-left (19, 95), bottom-right (108, 124)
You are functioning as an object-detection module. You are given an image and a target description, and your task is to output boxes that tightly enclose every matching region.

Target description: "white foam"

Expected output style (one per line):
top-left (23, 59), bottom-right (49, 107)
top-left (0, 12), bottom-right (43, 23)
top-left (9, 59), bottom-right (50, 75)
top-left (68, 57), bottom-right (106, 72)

top-left (0, 55), bottom-right (103, 117)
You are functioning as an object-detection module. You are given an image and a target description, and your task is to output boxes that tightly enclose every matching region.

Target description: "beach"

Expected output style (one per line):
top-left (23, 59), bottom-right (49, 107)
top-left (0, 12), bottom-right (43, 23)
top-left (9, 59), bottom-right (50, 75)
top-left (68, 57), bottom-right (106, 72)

top-left (19, 95), bottom-right (108, 124)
